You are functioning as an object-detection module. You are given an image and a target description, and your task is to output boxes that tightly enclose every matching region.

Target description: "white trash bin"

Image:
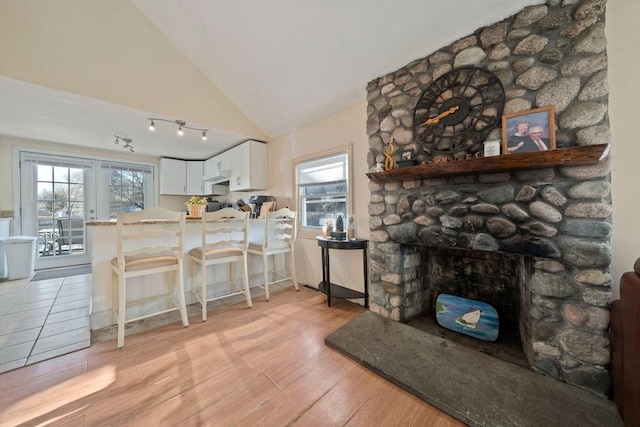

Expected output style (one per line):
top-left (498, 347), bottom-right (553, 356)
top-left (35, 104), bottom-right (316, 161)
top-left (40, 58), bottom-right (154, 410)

top-left (0, 236), bottom-right (37, 280)
top-left (0, 218), bottom-right (11, 279)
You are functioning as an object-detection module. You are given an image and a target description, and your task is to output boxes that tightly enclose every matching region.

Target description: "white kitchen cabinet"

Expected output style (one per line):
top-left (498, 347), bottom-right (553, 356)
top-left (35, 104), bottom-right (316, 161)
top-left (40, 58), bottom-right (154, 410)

top-left (204, 151), bottom-right (231, 181)
top-left (203, 157), bottom-right (215, 178)
top-left (186, 161), bottom-right (204, 195)
top-left (160, 158), bottom-right (186, 195)
top-left (160, 158), bottom-right (205, 195)
top-left (228, 140), bottom-right (267, 192)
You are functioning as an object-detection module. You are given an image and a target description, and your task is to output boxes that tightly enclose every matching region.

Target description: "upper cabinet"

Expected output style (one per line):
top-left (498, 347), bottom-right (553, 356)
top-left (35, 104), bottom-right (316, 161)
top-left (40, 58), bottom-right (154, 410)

top-left (203, 151), bottom-right (231, 183)
top-left (228, 140), bottom-right (267, 192)
top-left (159, 158), bottom-right (186, 195)
top-left (186, 161), bottom-right (204, 195)
top-left (160, 158), bottom-right (204, 195)
top-left (163, 140), bottom-right (267, 195)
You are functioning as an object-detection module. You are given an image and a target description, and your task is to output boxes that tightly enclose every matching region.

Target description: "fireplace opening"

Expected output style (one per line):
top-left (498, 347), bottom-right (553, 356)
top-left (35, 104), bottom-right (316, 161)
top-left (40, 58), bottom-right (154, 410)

top-left (406, 246), bottom-right (534, 369)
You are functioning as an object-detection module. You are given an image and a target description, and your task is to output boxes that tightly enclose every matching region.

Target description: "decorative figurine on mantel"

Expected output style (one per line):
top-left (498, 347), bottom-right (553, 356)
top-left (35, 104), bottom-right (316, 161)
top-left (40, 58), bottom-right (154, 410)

top-left (383, 136), bottom-right (396, 171)
top-left (397, 150), bottom-right (418, 168)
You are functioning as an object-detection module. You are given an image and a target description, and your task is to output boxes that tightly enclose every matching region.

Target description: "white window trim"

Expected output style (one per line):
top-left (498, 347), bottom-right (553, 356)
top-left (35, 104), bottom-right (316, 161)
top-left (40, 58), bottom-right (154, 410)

top-left (293, 144), bottom-right (353, 240)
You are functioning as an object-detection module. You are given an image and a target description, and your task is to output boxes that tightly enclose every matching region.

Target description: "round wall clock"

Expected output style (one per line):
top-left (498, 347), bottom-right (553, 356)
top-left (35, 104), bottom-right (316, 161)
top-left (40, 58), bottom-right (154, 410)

top-left (413, 67), bottom-right (505, 154)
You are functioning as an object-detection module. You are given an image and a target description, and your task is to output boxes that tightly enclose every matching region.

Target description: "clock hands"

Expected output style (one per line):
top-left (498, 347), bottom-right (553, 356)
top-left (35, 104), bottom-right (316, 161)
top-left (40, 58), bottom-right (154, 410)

top-left (420, 105), bottom-right (460, 126)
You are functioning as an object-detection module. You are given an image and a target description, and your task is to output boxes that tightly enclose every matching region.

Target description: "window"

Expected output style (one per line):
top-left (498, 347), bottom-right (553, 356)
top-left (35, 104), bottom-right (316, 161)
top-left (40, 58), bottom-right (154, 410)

top-left (100, 163), bottom-right (153, 218)
top-left (295, 147), bottom-right (351, 235)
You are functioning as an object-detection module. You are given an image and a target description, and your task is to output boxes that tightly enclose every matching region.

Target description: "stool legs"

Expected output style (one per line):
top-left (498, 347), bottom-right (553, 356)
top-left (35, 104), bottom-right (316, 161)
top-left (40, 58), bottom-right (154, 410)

top-left (202, 261), bottom-right (208, 321)
top-left (176, 262), bottom-right (189, 327)
top-left (262, 254), bottom-right (270, 300)
top-left (242, 255), bottom-right (252, 307)
top-left (117, 274), bottom-right (126, 349)
top-left (289, 249), bottom-right (299, 291)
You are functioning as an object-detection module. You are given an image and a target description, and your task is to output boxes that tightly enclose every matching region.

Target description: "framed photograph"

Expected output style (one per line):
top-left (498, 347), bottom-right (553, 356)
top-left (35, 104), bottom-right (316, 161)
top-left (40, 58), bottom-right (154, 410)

top-left (501, 106), bottom-right (556, 154)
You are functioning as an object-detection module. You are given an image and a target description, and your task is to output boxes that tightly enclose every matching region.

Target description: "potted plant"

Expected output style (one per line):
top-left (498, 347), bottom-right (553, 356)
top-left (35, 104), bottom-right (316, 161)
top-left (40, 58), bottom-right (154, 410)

top-left (185, 195), bottom-right (206, 217)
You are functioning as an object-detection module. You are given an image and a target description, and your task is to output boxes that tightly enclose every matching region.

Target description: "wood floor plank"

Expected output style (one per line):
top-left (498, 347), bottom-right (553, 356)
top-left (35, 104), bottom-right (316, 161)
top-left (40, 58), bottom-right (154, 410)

top-left (0, 285), bottom-right (458, 426)
top-left (227, 352), bottom-right (359, 426)
top-left (293, 363), bottom-right (394, 426)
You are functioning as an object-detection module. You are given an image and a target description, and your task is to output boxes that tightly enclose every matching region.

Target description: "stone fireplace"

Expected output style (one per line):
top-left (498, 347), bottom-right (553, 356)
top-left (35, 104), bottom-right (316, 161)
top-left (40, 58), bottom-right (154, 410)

top-left (409, 246), bottom-right (531, 368)
top-left (365, 0), bottom-right (613, 396)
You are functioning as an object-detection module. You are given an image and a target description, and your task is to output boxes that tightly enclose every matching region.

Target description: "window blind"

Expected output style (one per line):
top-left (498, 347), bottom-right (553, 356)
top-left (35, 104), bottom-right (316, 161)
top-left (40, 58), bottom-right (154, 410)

top-left (100, 162), bottom-right (152, 175)
top-left (298, 152), bottom-right (348, 185)
top-left (22, 153), bottom-right (94, 169)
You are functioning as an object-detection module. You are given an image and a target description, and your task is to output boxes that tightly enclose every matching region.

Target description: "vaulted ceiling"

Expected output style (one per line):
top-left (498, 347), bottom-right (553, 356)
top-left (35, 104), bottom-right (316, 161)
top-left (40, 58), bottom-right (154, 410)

top-left (0, 0), bottom-right (544, 159)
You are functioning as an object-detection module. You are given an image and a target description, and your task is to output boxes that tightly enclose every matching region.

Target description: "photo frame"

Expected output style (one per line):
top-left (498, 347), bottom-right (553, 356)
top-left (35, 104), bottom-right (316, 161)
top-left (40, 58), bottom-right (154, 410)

top-left (501, 106), bottom-right (556, 155)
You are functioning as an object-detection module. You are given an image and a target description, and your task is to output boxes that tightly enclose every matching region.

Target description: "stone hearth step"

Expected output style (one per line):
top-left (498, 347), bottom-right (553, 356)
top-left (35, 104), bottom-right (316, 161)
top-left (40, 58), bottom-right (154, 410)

top-left (325, 311), bottom-right (621, 427)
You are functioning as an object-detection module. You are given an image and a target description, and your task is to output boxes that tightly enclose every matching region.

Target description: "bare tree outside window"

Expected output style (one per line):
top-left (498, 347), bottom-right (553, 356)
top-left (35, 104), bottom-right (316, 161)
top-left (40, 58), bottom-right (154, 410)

top-left (109, 169), bottom-right (146, 218)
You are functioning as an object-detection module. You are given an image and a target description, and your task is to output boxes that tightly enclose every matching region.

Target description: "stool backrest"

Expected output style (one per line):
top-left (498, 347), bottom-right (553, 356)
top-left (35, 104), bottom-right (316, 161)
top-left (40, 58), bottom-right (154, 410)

top-left (261, 208), bottom-right (297, 251)
top-left (200, 207), bottom-right (248, 257)
top-left (115, 207), bottom-right (185, 268)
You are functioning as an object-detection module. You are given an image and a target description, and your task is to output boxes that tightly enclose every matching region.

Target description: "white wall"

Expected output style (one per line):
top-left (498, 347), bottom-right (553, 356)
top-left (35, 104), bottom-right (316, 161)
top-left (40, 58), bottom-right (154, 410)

top-left (267, 101), bottom-right (369, 290)
top-left (0, 0), bottom-right (264, 139)
top-left (606, 0), bottom-right (640, 297)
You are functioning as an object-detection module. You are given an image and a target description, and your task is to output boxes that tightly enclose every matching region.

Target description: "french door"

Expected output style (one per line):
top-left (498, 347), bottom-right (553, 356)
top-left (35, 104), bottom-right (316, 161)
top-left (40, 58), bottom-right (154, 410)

top-left (20, 153), bottom-right (96, 270)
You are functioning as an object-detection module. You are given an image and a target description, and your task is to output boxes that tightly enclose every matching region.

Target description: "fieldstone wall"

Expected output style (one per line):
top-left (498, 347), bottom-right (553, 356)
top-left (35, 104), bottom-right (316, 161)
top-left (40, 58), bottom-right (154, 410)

top-left (366, 0), bottom-right (612, 396)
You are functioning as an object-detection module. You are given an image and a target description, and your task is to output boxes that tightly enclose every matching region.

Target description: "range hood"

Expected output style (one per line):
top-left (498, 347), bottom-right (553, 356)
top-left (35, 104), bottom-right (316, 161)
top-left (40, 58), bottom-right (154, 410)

top-left (204, 183), bottom-right (228, 196)
top-left (203, 170), bottom-right (230, 184)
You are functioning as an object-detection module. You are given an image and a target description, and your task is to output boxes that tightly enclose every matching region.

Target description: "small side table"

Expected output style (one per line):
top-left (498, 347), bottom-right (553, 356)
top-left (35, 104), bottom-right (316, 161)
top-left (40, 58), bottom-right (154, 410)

top-left (316, 236), bottom-right (369, 308)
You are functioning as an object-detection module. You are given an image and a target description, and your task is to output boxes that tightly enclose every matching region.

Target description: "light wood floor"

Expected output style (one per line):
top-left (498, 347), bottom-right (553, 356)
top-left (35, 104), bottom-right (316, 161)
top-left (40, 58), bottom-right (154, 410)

top-left (0, 286), bottom-right (463, 426)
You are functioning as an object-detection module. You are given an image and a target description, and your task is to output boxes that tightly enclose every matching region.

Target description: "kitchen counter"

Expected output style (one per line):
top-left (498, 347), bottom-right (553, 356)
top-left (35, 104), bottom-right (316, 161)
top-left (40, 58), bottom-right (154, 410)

top-left (87, 218), bottom-right (278, 330)
top-left (86, 216), bottom-right (221, 226)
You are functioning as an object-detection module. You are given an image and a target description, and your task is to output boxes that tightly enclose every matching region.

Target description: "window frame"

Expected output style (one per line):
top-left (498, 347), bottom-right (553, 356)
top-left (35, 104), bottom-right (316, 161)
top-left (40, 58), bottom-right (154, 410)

top-left (293, 145), bottom-right (352, 239)
top-left (97, 161), bottom-right (154, 219)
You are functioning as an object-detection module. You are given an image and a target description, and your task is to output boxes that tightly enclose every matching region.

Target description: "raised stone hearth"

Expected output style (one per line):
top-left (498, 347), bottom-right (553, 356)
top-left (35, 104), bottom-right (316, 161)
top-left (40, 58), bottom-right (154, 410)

top-left (365, 0), bottom-right (613, 396)
top-left (326, 311), bottom-right (621, 426)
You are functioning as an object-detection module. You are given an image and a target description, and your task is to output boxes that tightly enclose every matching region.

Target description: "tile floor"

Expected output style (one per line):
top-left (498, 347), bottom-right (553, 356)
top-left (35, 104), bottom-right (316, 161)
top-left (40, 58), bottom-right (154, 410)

top-left (0, 273), bottom-right (91, 373)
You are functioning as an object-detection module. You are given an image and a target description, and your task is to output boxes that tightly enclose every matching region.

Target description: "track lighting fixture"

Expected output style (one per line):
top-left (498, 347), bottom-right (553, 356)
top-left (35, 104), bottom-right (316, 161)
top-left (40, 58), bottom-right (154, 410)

top-left (147, 118), bottom-right (209, 140)
top-left (114, 135), bottom-right (135, 153)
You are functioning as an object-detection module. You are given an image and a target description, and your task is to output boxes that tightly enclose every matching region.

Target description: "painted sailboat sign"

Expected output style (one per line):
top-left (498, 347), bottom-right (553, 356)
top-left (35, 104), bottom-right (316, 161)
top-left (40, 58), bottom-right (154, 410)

top-left (435, 294), bottom-right (499, 342)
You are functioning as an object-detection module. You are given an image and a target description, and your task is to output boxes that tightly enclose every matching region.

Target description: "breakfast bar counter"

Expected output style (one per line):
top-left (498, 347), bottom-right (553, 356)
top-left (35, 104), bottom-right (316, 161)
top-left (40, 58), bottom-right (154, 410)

top-left (87, 218), bottom-right (277, 330)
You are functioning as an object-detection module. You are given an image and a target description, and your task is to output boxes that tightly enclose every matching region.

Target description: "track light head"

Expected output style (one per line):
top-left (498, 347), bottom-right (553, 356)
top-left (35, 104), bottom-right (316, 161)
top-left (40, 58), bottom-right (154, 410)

top-left (114, 135), bottom-right (135, 153)
top-left (147, 117), bottom-right (208, 139)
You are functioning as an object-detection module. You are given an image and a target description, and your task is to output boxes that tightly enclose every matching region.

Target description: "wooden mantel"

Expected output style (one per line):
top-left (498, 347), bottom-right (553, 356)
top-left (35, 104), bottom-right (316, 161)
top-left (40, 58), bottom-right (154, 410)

top-left (366, 143), bottom-right (610, 183)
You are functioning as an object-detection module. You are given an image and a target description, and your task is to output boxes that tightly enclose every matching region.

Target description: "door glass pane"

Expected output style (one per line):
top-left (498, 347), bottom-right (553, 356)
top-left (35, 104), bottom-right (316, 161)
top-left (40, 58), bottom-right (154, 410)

top-left (109, 169), bottom-right (145, 218)
top-left (37, 166), bottom-right (85, 257)
top-left (53, 167), bottom-right (68, 182)
top-left (37, 165), bottom-right (52, 181)
top-left (37, 182), bottom-right (52, 200)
